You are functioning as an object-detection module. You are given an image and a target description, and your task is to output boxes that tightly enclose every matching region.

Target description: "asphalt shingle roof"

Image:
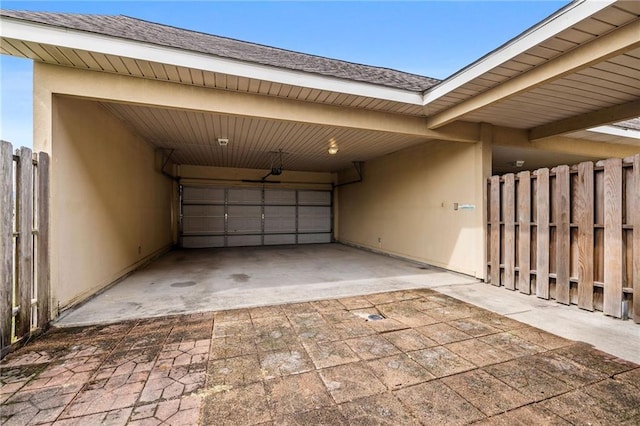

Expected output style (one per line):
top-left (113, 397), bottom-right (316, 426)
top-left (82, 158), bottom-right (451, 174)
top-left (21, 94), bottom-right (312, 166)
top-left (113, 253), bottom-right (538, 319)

top-left (1, 10), bottom-right (440, 93)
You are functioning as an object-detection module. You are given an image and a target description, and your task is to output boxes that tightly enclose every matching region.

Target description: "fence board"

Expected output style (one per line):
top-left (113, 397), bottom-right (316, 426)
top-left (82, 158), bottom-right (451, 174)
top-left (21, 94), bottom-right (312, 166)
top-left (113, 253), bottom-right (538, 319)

top-left (633, 154), bottom-right (640, 324)
top-left (517, 171), bottom-right (531, 294)
top-left (536, 168), bottom-right (550, 299)
top-left (0, 142), bottom-right (13, 350)
top-left (37, 153), bottom-right (50, 328)
top-left (555, 165), bottom-right (570, 305)
top-left (604, 158), bottom-right (623, 318)
top-left (503, 174), bottom-right (516, 290)
top-left (490, 176), bottom-right (501, 286)
top-left (16, 148), bottom-right (34, 338)
top-left (577, 162), bottom-right (594, 311)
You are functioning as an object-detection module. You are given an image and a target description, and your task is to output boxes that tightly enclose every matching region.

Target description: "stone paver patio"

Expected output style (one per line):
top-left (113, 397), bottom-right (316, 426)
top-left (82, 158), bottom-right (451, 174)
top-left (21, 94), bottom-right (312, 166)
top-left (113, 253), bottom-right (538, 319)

top-left (1, 288), bottom-right (639, 425)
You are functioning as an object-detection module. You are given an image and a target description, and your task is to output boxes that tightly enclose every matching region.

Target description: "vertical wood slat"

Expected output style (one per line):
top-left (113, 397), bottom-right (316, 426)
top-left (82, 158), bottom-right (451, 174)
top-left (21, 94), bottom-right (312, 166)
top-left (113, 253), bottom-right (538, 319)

top-left (536, 168), bottom-right (550, 299)
top-left (604, 158), bottom-right (623, 318)
top-left (577, 161), bottom-right (594, 311)
top-left (16, 147), bottom-right (34, 338)
top-left (517, 171), bottom-right (531, 294)
top-left (633, 154), bottom-right (640, 324)
top-left (37, 153), bottom-right (50, 328)
top-left (503, 174), bottom-right (516, 290)
top-left (555, 165), bottom-right (571, 305)
top-left (490, 176), bottom-right (501, 286)
top-left (0, 141), bottom-right (13, 349)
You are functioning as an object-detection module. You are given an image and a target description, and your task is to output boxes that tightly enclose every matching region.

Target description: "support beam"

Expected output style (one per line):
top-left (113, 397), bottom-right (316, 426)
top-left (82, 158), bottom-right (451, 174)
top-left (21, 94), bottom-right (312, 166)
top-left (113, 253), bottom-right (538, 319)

top-left (529, 99), bottom-right (640, 141)
top-left (426, 19), bottom-right (640, 129)
top-left (34, 63), bottom-right (480, 143)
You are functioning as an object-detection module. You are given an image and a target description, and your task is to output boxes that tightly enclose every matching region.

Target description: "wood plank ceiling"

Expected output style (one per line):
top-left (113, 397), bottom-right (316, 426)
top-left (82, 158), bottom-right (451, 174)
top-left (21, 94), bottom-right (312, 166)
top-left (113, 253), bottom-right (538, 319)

top-left (426, 2), bottom-right (640, 129)
top-left (100, 101), bottom-right (428, 172)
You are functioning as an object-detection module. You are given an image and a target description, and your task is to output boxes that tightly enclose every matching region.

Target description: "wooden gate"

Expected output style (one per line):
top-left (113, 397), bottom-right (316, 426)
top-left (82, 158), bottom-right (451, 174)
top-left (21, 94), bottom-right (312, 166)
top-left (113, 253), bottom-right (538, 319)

top-left (487, 154), bottom-right (639, 323)
top-left (0, 141), bottom-right (50, 357)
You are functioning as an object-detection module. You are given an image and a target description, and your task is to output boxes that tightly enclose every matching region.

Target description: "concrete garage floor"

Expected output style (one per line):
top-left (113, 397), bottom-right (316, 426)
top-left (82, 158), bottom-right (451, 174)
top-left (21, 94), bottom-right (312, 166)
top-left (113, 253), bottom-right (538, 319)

top-left (57, 244), bottom-right (478, 326)
top-left (1, 289), bottom-right (639, 425)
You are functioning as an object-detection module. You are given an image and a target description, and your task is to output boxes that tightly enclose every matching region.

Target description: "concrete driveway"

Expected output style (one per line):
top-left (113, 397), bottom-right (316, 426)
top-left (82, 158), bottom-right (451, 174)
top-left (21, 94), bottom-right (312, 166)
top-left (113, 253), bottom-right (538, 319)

top-left (2, 288), bottom-right (639, 425)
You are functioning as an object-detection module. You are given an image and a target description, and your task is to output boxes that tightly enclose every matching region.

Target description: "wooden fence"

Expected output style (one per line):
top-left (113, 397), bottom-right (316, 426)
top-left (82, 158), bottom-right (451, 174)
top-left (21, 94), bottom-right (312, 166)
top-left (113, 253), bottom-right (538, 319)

top-left (0, 141), bottom-right (50, 358)
top-left (487, 154), bottom-right (639, 323)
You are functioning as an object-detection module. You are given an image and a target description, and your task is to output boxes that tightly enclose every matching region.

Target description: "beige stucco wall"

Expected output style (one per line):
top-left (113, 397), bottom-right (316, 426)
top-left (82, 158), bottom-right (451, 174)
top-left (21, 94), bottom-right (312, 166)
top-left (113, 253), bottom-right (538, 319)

top-left (337, 139), bottom-right (489, 278)
top-left (49, 96), bottom-right (173, 311)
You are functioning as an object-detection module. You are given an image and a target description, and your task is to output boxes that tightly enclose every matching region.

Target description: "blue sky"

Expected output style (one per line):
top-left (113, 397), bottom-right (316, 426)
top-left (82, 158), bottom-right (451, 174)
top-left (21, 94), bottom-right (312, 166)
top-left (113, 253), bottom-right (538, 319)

top-left (1, 1), bottom-right (569, 147)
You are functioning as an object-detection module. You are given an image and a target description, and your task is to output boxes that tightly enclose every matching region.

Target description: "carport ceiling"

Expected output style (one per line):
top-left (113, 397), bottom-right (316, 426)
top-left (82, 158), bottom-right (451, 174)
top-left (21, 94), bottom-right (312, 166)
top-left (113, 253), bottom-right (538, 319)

top-left (101, 101), bottom-right (429, 172)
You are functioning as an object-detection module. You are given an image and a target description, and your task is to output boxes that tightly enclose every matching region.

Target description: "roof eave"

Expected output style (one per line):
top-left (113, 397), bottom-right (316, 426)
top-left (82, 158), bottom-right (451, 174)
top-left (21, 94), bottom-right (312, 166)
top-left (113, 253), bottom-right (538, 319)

top-left (422, 0), bottom-right (617, 106)
top-left (0, 16), bottom-right (425, 106)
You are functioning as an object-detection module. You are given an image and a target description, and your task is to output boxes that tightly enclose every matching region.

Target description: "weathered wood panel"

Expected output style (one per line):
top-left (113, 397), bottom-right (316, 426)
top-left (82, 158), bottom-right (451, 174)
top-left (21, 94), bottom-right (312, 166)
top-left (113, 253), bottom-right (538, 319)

top-left (503, 174), bottom-right (516, 290)
top-left (536, 168), bottom-right (550, 299)
top-left (0, 142), bottom-right (13, 350)
top-left (577, 161), bottom-right (594, 311)
top-left (490, 176), bottom-right (501, 286)
top-left (603, 158), bottom-right (623, 318)
top-left (555, 165), bottom-right (571, 305)
top-left (633, 154), bottom-right (640, 324)
top-left (518, 171), bottom-right (531, 294)
top-left (37, 153), bottom-right (50, 328)
top-left (16, 147), bottom-right (34, 338)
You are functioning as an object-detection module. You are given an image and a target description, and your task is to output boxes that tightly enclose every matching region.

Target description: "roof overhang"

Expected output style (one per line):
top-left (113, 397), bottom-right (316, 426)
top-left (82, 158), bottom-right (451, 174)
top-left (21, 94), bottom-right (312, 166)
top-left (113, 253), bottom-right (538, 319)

top-left (0, 16), bottom-right (424, 105)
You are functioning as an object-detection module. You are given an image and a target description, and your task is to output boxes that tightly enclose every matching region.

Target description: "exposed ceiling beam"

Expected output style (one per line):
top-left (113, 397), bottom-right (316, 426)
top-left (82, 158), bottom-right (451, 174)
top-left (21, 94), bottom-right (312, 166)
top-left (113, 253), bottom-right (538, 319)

top-left (426, 18), bottom-right (640, 129)
top-left (529, 99), bottom-right (640, 141)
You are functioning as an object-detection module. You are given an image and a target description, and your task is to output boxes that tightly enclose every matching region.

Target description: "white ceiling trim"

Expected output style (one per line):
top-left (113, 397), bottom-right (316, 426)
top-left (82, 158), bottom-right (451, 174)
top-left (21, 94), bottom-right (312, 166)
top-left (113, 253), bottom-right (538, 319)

top-left (0, 17), bottom-right (424, 105)
top-left (588, 125), bottom-right (640, 140)
top-left (422, 0), bottom-right (616, 106)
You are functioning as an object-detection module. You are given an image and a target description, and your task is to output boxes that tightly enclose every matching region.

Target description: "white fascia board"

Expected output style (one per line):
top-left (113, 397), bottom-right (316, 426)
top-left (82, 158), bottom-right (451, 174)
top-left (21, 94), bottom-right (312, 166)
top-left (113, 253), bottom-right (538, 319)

top-left (422, 0), bottom-right (617, 106)
top-left (588, 125), bottom-right (640, 140)
top-left (0, 17), bottom-right (423, 105)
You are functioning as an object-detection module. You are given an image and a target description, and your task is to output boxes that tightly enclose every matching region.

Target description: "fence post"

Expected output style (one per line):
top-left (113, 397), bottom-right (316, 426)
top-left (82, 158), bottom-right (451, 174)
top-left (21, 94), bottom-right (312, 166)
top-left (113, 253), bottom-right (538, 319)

top-left (633, 154), bottom-right (640, 324)
top-left (15, 147), bottom-right (34, 338)
top-left (37, 152), bottom-right (50, 328)
top-left (536, 168), bottom-right (550, 299)
top-left (603, 158), bottom-right (623, 318)
top-left (517, 171), bottom-right (531, 294)
top-left (490, 176), bottom-right (501, 286)
top-left (503, 174), bottom-right (516, 290)
top-left (554, 165), bottom-right (571, 305)
top-left (0, 141), bottom-right (13, 351)
top-left (577, 161), bottom-right (594, 311)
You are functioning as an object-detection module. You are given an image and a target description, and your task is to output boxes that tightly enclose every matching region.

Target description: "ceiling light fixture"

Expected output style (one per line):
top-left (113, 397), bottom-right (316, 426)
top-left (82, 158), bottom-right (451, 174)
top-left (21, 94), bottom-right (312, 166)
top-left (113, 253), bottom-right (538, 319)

top-left (217, 138), bottom-right (229, 146)
top-left (328, 146), bottom-right (339, 155)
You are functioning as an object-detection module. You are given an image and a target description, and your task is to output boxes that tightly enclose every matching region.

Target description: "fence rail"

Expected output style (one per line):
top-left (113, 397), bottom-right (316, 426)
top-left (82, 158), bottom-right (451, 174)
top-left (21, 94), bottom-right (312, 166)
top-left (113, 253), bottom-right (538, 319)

top-left (487, 154), bottom-right (639, 323)
top-left (0, 141), bottom-right (50, 358)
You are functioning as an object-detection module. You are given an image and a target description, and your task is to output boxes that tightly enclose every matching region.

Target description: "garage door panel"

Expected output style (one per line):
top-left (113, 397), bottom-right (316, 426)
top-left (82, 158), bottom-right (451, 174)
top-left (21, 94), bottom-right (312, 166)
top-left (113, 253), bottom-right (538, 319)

top-left (298, 206), bottom-right (331, 232)
top-left (298, 190), bottom-right (331, 205)
top-left (228, 235), bottom-right (262, 247)
top-left (265, 189), bottom-right (296, 205)
top-left (298, 233), bottom-right (331, 244)
top-left (180, 186), bottom-right (332, 247)
top-left (265, 206), bottom-right (296, 233)
top-left (182, 205), bottom-right (225, 234)
top-left (181, 235), bottom-right (225, 248)
top-left (183, 187), bottom-right (225, 204)
top-left (228, 205), bottom-right (262, 234)
top-left (264, 234), bottom-right (296, 245)
top-left (228, 188), bottom-right (262, 204)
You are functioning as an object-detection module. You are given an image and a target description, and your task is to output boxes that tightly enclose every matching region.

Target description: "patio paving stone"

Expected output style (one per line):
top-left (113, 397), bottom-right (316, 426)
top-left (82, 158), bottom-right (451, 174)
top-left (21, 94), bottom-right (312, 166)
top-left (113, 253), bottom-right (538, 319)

top-left (1, 288), bottom-right (639, 425)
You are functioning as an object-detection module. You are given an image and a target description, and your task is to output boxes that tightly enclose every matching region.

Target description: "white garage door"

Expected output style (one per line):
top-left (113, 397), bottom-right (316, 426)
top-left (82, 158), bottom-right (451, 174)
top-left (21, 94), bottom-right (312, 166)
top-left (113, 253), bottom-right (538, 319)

top-left (180, 186), bottom-right (332, 248)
